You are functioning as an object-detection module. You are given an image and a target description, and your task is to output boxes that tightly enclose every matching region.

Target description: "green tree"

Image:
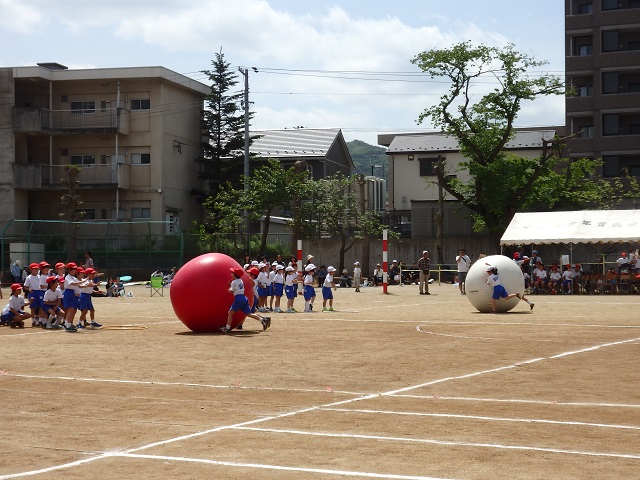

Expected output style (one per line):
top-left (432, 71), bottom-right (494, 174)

top-left (411, 42), bottom-right (585, 242)
top-left (312, 174), bottom-right (394, 272)
top-left (196, 49), bottom-right (249, 201)
top-left (58, 164), bottom-right (85, 260)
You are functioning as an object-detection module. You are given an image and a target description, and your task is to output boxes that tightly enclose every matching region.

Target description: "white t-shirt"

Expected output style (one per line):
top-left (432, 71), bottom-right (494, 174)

top-left (353, 267), bottom-right (362, 278)
top-left (456, 255), bottom-right (471, 273)
top-left (285, 273), bottom-right (297, 287)
top-left (304, 274), bottom-right (314, 286)
top-left (23, 274), bottom-right (40, 292)
top-left (256, 271), bottom-right (270, 288)
top-left (8, 295), bottom-right (26, 313)
top-left (534, 269), bottom-right (547, 281)
top-left (230, 278), bottom-right (245, 296)
top-left (43, 288), bottom-right (59, 306)
top-left (323, 273), bottom-right (334, 288)
top-left (562, 270), bottom-right (573, 281)
top-left (486, 274), bottom-right (501, 287)
top-left (549, 271), bottom-right (561, 282)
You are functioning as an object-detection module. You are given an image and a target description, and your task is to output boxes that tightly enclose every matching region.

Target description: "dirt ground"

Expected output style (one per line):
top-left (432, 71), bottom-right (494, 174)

top-left (1, 281), bottom-right (639, 479)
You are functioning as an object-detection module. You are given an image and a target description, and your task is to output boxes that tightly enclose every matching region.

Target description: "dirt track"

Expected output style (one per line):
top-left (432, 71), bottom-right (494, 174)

top-left (1, 282), bottom-right (639, 479)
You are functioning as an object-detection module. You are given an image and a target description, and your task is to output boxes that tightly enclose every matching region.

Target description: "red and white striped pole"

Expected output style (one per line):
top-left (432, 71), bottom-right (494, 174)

top-left (382, 229), bottom-right (388, 294)
top-left (297, 239), bottom-right (303, 294)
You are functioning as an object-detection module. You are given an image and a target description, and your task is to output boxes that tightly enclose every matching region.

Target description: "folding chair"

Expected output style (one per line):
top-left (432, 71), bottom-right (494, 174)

top-left (150, 275), bottom-right (164, 297)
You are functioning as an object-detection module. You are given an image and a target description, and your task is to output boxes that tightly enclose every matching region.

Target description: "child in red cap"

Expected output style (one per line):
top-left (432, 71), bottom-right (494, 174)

top-left (220, 267), bottom-right (270, 333)
top-left (1, 284), bottom-right (32, 328)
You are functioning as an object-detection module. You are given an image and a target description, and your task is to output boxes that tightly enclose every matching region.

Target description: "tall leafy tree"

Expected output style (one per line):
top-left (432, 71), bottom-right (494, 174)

top-left (197, 49), bottom-right (247, 200)
top-left (411, 42), bottom-right (595, 243)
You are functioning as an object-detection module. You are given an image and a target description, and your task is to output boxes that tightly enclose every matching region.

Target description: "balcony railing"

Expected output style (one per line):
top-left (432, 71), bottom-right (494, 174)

top-left (14, 163), bottom-right (130, 190)
top-left (13, 107), bottom-right (129, 134)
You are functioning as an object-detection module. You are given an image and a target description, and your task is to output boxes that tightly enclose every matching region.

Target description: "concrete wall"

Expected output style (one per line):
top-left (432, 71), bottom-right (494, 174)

top-left (0, 69), bottom-right (16, 223)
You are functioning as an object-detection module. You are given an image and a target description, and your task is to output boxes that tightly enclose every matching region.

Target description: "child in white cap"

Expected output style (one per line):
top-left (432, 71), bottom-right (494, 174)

top-left (353, 261), bottom-right (362, 292)
top-left (485, 264), bottom-right (534, 313)
top-left (322, 266), bottom-right (337, 311)
top-left (272, 264), bottom-right (285, 313)
top-left (303, 264), bottom-right (317, 312)
top-left (284, 266), bottom-right (300, 313)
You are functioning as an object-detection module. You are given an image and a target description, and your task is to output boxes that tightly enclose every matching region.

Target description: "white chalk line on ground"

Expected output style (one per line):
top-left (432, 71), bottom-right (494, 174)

top-left (415, 326), bottom-right (578, 343)
top-left (321, 408), bottom-right (640, 431)
top-left (233, 426), bottom-right (640, 460)
top-left (2, 334), bottom-right (639, 478)
top-left (391, 394), bottom-right (640, 409)
top-left (2, 373), bottom-right (363, 396)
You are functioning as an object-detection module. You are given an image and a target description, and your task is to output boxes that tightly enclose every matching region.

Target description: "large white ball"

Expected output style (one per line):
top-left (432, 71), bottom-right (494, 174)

top-left (466, 254), bottom-right (524, 313)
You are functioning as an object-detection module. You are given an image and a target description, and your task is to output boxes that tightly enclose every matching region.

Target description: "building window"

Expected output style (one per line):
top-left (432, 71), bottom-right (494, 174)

top-left (578, 3), bottom-right (593, 13)
top-left (70, 155), bottom-right (96, 167)
top-left (602, 0), bottom-right (619, 9)
top-left (579, 126), bottom-right (594, 138)
top-left (131, 99), bottom-right (151, 110)
top-left (407, 154), bottom-right (414, 161)
top-left (602, 155), bottom-right (619, 177)
top-left (603, 114), bottom-right (620, 136)
top-left (78, 209), bottom-right (96, 220)
top-left (602, 30), bottom-right (619, 52)
top-left (70, 101), bottom-right (95, 114)
top-left (131, 207), bottom-right (151, 219)
top-left (578, 85), bottom-right (593, 96)
top-left (131, 153), bottom-right (151, 165)
top-left (602, 72), bottom-right (619, 94)
top-left (578, 44), bottom-right (593, 56)
top-left (419, 158), bottom-right (438, 176)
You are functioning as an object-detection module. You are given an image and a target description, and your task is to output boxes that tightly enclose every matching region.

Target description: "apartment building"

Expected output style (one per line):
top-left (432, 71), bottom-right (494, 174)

top-left (565, 0), bottom-right (640, 177)
top-left (0, 63), bottom-right (209, 235)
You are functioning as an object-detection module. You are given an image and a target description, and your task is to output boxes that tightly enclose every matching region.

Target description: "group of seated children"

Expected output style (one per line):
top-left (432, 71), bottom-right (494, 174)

top-left (528, 262), bottom-right (582, 295)
top-left (0, 261), bottom-right (102, 332)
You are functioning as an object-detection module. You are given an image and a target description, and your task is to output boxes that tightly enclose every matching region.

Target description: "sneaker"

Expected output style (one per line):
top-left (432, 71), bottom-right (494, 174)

top-left (90, 321), bottom-right (102, 329)
top-left (516, 293), bottom-right (522, 300)
top-left (64, 324), bottom-right (77, 332)
top-left (261, 318), bottom-right (268, 331)
top-left (219, 326), bottom-right (231, 333)
top-left (322, 307), bottom-right (328, 311)
top-left (304, 309), bottom-right (314, 313)
top-left (309, 304), bottom-right (313, 311)
top-left (328, 307), bottom-right (335, 311)
top-left (265, 317), bottom-right (271, 329)
top-left (46, 324), bottom-right (54, 329)
top-left (32, 320), bottom-right (41, 328)
top-left (76, 322), bottom-right (85, 329)
top-left (530, 303), bottom-right (535, 311)
top-left (285, 309), bottom-right (294, 313)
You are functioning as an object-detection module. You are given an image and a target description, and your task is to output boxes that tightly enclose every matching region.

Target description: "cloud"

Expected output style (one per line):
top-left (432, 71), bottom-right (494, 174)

top-left (0, 0), bottom-right (44, 33)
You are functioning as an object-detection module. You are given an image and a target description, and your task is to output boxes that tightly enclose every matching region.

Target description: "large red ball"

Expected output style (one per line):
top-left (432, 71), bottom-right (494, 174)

top-left (170, 253), bottom-right (253, 332)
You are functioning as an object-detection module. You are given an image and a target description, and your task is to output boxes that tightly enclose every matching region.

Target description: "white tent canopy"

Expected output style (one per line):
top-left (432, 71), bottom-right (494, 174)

top-left (500, 210), bottom-right (640, 245)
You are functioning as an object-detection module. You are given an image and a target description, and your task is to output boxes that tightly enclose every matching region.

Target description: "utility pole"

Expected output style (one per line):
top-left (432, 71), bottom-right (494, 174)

top-left (435, 156), bottom-right (445, 266)
top-left (238, 67), bottom-right (250, 250)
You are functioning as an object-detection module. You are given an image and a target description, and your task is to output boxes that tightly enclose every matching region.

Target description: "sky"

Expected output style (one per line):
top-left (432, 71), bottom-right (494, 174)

top-left (0, 0), bottom-right (566, 145)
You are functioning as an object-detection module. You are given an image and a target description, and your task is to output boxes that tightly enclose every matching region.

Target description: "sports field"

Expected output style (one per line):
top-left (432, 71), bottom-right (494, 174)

top-left (1, 282), bottom-right (639, 479)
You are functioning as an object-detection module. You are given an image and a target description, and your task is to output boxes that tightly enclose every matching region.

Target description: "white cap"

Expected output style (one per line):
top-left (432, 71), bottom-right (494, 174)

top-left (251, 260), bottom-right (259, 266)
top-left (392, 259), bottom-right (397, 263)
top-left (272, 261), bottom-right (279, 266)
top-left (285, 266), bottom-right (295, 272)
top-left (485, 265), bottom-right (494, 272)
top-left (305, 264), bottom-right (316, 272)
top-left (243, 263), bottom-right (250, 269)
top-left (307, 254), bottom-right (314, 260)
top-left (327, 266), bottom-right (336, 272)
top-left (276, 264), bottom-right (284, 270)
top-left (423, 250), bottom-right (428, 254)
top-left (258, 262), bottom-right (266, 268)
top-left (354, 261), bottom-right (360, 265)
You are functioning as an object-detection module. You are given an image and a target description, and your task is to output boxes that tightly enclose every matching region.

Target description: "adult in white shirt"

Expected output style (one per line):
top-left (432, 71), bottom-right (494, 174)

top-left (456, 249), bottom-right (471, 295)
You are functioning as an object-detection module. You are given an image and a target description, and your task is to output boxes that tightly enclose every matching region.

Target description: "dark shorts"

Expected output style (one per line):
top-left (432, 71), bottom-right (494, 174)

top-left (273, 283), bottom-right (284, 297)
top-left (230, 295), bottom-right (251, 315)
top-left (303, 285), bottom-right (316, 300)
top-left (79, 293), bottom-right (94, 311)
top-left (285, 285), bottom-right (297, 299)
top-left (322, 286), bottom-right (333, 300)
top-left (492, 285), bottom-right (508, 300)
top-left (458, 272), bottom-right (467, 282)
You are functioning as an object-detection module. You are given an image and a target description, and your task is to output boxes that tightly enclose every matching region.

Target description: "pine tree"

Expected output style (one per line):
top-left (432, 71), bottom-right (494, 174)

top-left (196, 49), bottom-right (248, 199)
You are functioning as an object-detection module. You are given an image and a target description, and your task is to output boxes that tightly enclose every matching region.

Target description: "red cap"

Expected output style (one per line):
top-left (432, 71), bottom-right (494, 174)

top-left (55, 262), bottom-right (65, 269)
top-left (66, 262), bottom-right (77, 270)
top-left (39, 261), bottom-right (50, 268)
top-left (230, 266), bottom-right (244, 277)
top-left (29, 263), bottom-right (39, 269)
top-left (76, 267), bottom-right (85, 274)
top-left (513, 252), bottom-right (519, 259)
top-left (58, 275), bottom-right (65, 282)
top-left (10, 283), bottom-right (22, 291)
top-left (622, 252), bottom-right (627, 256)
top-left (84, 268), bottom-right (96, 274)
top-left (249, 267), bottom-right (260, 276)
top-left (46, 276), bottom-right (58, 285)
